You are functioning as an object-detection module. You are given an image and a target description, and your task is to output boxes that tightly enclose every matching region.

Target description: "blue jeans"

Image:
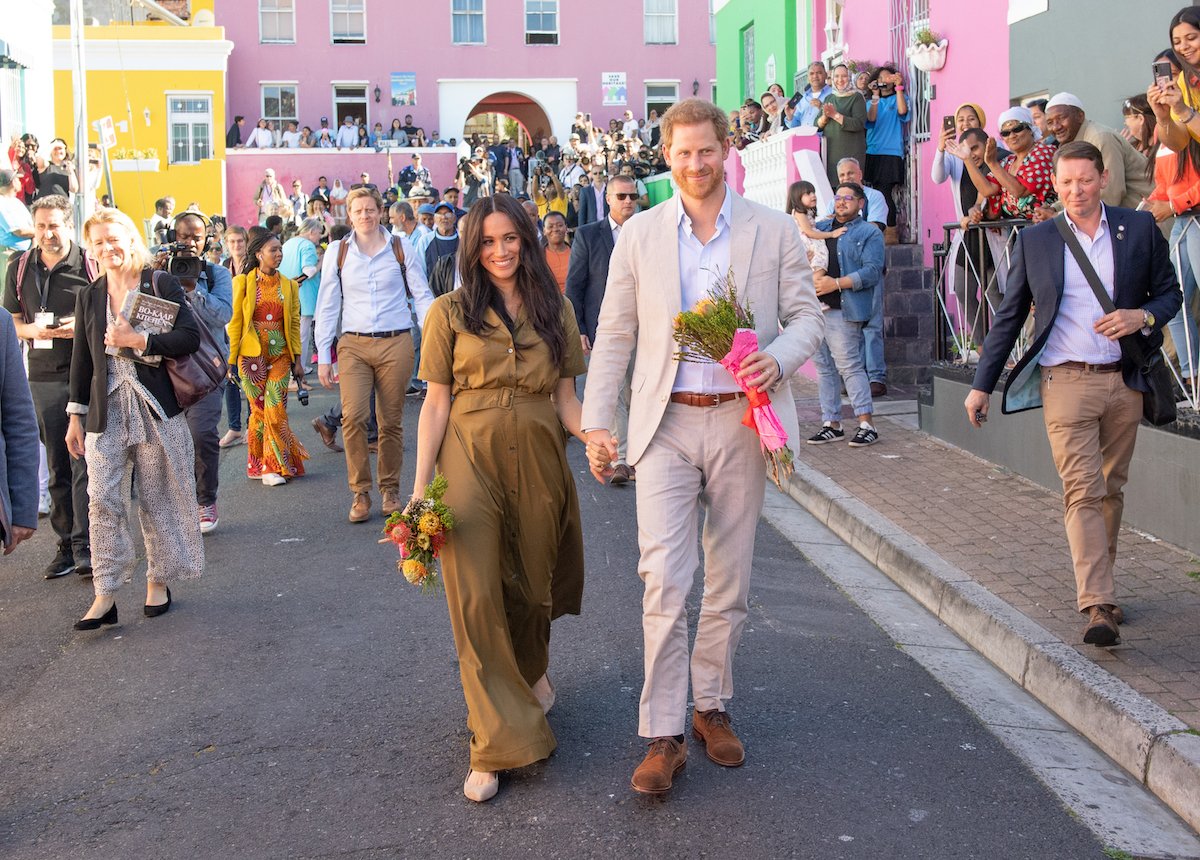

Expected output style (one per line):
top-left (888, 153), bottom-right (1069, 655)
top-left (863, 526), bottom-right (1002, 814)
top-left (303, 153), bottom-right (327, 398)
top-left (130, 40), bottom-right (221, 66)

top-left (408, 297), bottom-right (425, 391)
top-left (813, 310), bottom-right (874, 423)
top-left (1168, 216), bottom-right (1200, 379)
top-left (862, 283), bottom-right (885, 383)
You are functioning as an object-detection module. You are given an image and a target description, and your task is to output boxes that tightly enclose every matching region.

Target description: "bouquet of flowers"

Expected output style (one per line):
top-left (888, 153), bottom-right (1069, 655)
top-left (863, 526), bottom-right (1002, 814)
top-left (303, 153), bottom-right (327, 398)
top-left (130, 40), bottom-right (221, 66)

top-left (379, 474), bottom-right (456, 594)
top-left (672, 270), bottom-right (796, 489)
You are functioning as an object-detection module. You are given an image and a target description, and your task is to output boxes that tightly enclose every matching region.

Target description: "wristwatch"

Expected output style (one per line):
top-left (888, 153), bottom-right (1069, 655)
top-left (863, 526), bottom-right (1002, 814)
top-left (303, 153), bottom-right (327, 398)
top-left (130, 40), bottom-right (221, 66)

top-left (1142, 309), bottom-right (1156, 329)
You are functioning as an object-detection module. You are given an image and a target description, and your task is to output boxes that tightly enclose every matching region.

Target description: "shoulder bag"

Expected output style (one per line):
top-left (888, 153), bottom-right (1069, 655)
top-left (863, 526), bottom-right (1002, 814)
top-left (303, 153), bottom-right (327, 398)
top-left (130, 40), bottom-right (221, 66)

top-left (1053, 214), bottom-right (1177, 426)
top-left (150, 270), bottom-right (226, 409)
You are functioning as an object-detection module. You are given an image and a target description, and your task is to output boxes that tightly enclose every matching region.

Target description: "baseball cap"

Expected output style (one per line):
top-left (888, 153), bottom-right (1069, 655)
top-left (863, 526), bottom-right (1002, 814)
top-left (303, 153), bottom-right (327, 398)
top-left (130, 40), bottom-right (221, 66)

top-left (434, 201), bottom-right (454, 213)
top-left (417, 203), bottom-right (437, 215)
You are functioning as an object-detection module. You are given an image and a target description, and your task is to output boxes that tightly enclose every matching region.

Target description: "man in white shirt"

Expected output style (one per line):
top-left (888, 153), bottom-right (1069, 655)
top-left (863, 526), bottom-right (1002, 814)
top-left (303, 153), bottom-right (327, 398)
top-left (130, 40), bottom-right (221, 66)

top-left (315, 186), bottom-right (435, 523)
top-left (622, 110), bottom-right (640, 140)
top-left (281, 121), bottom-right (302, 148)
top-left (335, 116), bottom-right (359, 150)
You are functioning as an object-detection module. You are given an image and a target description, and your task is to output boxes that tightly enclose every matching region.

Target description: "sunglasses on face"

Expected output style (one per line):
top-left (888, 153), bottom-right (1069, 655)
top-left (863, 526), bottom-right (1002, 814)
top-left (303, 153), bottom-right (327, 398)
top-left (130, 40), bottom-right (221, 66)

top-left (611, 192), bottom-right (638, 201)
top-left (999, 123), bottom-right (1031, 137)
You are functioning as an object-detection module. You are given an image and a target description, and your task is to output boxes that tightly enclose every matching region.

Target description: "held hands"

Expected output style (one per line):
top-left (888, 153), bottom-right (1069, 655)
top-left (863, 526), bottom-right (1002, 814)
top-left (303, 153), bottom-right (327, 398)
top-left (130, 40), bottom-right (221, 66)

top-left (737, 350), bottom-right (781, 392)
top-left (585, 429), bottom-right (617, 483)
top-left (964, 389), bottom-right (990, 429)
top-left (1146, 82), bottom-right (1173, 118)
top-left (1094, 308), bottom-right (1144, 340)
top-left (104, 313), bottom-right (147, 350)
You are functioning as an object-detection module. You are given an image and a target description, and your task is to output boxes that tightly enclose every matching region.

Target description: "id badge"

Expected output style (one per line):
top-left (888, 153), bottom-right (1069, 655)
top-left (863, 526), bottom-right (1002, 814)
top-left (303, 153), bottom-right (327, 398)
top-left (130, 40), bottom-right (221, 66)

top-left (33, 312), bottom-right (55, 350)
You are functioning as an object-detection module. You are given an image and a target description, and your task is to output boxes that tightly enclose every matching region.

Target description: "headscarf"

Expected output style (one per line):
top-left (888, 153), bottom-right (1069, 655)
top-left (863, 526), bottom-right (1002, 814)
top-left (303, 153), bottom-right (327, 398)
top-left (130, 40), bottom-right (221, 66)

top-left (955, 102), bottom-right (987, 129)
top-left (998, 106), bottom-right (1042, 141)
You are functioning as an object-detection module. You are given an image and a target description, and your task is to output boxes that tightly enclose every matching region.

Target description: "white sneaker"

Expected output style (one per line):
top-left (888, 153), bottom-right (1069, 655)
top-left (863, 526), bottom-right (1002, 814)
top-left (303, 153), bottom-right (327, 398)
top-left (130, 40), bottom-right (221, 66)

top-left (261, 473), bottom-right (287, 486)
top-left (38, 490), bottom-right (51, 517)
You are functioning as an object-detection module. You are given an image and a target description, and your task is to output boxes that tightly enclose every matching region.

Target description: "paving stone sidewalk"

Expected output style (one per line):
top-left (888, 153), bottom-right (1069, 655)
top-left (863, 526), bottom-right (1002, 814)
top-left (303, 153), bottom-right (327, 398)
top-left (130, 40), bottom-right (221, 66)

top-left (790, 377), bottom-right (1200, 732)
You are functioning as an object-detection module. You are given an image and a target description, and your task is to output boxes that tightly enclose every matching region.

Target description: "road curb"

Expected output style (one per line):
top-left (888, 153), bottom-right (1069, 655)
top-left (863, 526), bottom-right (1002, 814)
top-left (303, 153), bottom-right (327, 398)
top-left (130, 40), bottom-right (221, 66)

top-left (782, 458), bottom-right (1200, 834)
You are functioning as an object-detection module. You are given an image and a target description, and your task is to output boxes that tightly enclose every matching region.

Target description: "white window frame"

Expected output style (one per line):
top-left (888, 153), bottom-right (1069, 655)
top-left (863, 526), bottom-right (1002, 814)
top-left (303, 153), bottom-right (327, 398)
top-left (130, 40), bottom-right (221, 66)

top-left (525, 0), bottom-right (558, 45)
top-left (331, 81), bottom-right (370, 130)
top-left (645, 80), bottom-right (679, 121)
top-left (451, 0), bottom-right (486, 46)
top-left (330, 0), bottom-right (366, 44)
top-left (708, 0), bottom-right (716, 45)
top-left (644, 0), bottom-right (678, 45)
top-left (165, 91), bottom-right (213, 165)
top-left (260, 82), bottom-right (299, 128)
top-left (258, 0), bottom-right (295, 45)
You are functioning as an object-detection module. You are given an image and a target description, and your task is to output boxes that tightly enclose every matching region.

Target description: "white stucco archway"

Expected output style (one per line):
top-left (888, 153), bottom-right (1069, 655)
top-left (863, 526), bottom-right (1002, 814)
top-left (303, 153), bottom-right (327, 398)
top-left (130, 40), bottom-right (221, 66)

top-left (437, 78), bottom-right (577, 147)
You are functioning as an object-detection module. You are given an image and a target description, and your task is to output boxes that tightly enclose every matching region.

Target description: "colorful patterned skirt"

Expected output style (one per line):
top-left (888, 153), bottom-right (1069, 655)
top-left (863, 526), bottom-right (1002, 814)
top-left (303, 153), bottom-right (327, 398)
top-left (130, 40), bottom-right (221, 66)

top-left (239, 283), bottom-right (309, 479)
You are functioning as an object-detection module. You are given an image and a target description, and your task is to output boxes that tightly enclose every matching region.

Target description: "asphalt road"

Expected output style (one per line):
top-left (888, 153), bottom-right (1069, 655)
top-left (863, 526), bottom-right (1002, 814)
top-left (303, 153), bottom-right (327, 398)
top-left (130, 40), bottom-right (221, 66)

top-left (0, 388), bottom-right (1105, 859)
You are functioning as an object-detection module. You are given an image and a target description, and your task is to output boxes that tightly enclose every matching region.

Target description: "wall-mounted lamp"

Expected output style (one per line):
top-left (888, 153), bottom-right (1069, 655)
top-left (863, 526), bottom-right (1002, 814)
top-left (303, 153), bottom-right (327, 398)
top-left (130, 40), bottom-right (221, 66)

top-left (374, 85), bottom-right (382, 103)
top-left (143, 107), bottom-right (151, 126)
top-left (692, 79), bottom-right (700, 96)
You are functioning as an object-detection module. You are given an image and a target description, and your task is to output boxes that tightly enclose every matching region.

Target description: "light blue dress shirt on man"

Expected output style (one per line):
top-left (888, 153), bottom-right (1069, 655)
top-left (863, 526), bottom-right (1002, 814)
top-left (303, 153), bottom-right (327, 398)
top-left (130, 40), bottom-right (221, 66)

top-left (789, 84), bottom-right (834, 129)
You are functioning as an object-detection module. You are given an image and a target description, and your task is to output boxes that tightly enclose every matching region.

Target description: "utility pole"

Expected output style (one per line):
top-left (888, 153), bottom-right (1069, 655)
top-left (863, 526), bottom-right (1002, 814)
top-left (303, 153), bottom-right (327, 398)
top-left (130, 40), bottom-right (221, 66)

top-left (69, 0), bottom-right (90, 244)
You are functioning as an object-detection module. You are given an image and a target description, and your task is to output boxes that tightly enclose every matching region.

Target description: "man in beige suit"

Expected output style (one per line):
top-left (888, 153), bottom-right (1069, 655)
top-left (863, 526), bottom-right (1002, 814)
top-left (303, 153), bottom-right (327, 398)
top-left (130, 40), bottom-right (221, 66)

top-left (581, 99), bottom-right (824, 796)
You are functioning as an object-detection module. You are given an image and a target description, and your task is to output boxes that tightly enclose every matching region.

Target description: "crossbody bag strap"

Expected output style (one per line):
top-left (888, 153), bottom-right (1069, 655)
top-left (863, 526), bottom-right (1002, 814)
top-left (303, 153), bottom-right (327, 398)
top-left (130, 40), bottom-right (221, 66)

top-left (1053, 214), bottom-right (1151, 368)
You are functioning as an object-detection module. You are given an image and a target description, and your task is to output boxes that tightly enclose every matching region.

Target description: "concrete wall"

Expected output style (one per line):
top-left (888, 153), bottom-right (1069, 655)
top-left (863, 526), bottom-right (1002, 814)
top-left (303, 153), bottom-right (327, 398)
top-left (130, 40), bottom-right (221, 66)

top-left (1009, 0), bottom-right (1185, 129)
top-left (215, 0), bottom-right (716, 142)
top-left (921, 371), bottom-right (1200, 555)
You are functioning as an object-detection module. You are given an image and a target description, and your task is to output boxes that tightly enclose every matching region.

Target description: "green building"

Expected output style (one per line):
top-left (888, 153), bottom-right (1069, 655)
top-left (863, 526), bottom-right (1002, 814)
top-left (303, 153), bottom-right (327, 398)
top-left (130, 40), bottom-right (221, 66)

top-left (714, 0), bottom-right (815, 110)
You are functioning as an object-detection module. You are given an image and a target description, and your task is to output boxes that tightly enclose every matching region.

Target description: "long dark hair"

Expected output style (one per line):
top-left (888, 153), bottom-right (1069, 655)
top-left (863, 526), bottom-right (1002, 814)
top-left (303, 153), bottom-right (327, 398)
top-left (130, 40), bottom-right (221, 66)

top-left (456, 194), bottom-right (566, 368)
top-left (242, 227), bottom-right (279, 277)
top-left (786, 180), bottom-right (817, 216)
top-left (1122, 94), bottom-right (1158, 179)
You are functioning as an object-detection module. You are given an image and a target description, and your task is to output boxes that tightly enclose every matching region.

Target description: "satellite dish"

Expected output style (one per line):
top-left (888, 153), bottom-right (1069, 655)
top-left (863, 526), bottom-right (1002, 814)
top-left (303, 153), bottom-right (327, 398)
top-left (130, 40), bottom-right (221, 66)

top-left (192, 9), bottom-right (215, 26)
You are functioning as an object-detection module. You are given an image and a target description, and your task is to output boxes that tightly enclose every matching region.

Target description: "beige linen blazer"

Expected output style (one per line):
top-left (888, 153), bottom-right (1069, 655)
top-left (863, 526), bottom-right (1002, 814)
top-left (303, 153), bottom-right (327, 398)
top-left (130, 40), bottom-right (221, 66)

top-left (581, 189), bottom-right (825, 466)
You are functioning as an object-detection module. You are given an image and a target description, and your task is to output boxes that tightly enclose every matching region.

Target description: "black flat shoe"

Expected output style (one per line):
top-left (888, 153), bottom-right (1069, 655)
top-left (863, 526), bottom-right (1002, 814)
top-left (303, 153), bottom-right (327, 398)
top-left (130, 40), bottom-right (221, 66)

top-left (74, 603), bottom-right (117, 631)
top-left (144, 586), bottom-right (172, 618)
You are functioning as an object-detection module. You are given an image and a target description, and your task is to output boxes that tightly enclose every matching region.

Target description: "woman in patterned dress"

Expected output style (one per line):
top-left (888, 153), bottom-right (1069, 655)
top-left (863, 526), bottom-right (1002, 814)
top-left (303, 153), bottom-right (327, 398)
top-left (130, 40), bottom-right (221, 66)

top-left (227, 230), bottom-right (308, 486)
top-left (65, 207), bottom-right (204, 630)
top-left (950, 106), bottom-right (1058, 220)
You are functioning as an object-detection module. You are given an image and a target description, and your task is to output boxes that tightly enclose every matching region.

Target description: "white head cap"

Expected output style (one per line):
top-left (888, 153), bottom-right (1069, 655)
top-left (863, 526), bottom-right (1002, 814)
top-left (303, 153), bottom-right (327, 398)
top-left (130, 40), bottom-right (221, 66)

top-left (1046, 92), bottom-right (1085, 111)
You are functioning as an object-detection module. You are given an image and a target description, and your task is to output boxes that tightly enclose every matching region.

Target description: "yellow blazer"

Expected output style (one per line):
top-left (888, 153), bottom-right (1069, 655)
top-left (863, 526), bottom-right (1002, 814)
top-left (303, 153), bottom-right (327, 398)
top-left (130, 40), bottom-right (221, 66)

top-left (227, 271), bottom-right (303, 364)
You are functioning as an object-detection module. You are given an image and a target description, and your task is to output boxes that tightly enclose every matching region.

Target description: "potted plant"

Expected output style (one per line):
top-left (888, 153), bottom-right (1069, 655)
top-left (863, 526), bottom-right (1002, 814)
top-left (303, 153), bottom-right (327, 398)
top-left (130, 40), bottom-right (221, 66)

top-left (110, 147), bottom-right (160, 172)
top-left (911, 28), bottom-right (948, 72)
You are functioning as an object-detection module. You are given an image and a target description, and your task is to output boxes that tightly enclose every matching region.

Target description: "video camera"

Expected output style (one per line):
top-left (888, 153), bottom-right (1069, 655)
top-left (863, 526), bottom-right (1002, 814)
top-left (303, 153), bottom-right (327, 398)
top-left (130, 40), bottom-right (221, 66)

top-left (163, 211), bottom-right (213, 280)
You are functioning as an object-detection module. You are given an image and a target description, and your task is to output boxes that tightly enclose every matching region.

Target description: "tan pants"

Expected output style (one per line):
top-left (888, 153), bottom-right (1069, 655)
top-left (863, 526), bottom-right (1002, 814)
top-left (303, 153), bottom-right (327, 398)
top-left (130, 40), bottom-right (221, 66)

top-left (1040, 366), bottom-right (1142, 612)
top-left (337, 332), bottom-right (413, 494)
top-left (634, 399), bottom-right (765, 738)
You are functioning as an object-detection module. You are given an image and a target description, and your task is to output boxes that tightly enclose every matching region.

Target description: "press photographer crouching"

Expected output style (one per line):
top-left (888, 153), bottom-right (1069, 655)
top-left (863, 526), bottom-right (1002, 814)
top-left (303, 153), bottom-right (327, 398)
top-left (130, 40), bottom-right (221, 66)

top-left (154, 211), bottom-right (233, 535)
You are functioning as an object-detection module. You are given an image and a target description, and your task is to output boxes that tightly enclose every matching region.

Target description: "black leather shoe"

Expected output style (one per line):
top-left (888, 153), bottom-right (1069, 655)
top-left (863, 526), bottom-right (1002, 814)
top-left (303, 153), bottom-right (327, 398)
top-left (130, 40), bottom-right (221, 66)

top-left (144, 586), bottom-right (172, 618)
top-left (75, 557), bottom-right (93, 579)
top-left (44, 551), bottom-right (75, 579)
top-left (74, 603), bottom-right (117, 630)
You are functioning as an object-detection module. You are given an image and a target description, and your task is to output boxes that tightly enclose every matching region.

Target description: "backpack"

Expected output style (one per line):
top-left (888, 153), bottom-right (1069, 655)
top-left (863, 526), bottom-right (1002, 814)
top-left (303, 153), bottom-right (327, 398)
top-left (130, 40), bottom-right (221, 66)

top-left (336, 234), bottom-right (410, 299)
top-left (429, 251), bottom-right (457, 297)
top-left (14, 248), bottom-right (99, 322)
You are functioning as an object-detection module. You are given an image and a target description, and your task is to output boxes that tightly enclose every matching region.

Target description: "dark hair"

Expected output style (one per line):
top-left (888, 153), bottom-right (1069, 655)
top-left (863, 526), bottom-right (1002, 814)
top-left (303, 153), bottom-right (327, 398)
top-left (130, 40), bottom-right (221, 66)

top-left (868, 64), bottom-right (898, 85)
top-left (29, 194), bottom-right (72, 221)
top-left (960, 127), bottom-right (988, 145)
top-left (456, 194), bottom-right (566, 368)
top-left (329, 224), bottom-right (351, 241)
top-left (1052, 141), bottom-right (1105, 175)
top-left (1027, 98), bottom-right (1048, 112)
top-left (1156, 47), bottom-right (1182, 72)
top-left (835, 181), bottom-right (866, 200)
top-left (785, 180), bottom-right (817, 215)
top-left (543, 210), bottom-right (567, 226)
top-left (234, 115), bottom-right (245, 123)
top-left (1122, 93), bottom-right (1158, 178)
top-left (265, 214), bottom-right (284, 232)
top-left (242, 228), bottom-right (281, 276)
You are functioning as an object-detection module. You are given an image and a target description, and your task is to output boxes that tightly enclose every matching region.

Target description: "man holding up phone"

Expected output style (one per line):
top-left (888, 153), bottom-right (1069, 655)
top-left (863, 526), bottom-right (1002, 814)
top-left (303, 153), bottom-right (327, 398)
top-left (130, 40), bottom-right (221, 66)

top-left (789, 62), bottom-right (834, 129)
top-left (2, 194), bottom-right (94, 579)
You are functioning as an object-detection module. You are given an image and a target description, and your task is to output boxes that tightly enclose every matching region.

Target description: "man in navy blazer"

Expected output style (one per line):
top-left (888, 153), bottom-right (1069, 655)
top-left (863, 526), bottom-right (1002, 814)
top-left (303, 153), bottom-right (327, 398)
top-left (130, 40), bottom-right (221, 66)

top-left (0, 310), bottom-right (40, 553)
top-left (966, 142), bottom-right (1181, 647)
top-left (565, 174), bottom-right (638, 482)
top-left (576, 166), bottom-right (610, 227)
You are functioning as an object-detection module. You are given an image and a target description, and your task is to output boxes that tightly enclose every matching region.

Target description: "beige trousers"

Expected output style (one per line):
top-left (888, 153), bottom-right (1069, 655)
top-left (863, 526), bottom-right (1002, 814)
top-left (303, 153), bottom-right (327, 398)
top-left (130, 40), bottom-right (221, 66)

top-left (337, 332), bottom-right (413, 494)
top-left (634, 398), bottom-right (766, 738)
top-left (1040, 365), bottom-right (1142, 612)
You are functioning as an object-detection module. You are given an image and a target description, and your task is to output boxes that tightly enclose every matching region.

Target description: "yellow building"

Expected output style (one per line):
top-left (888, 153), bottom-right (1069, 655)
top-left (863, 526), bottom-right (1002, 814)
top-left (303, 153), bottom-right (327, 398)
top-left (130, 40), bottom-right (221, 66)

top-left (52, 2), bottom-right (232, 235)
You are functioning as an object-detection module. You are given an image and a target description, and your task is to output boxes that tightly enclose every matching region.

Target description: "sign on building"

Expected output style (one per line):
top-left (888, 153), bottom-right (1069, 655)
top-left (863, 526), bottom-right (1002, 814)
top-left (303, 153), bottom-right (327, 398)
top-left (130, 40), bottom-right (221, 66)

top-left (93, 115), bottom-right (117, 149)
top-left (602, 72), bottom-right (627, 106)
top-left (390, 73), bottom-right (417, 107)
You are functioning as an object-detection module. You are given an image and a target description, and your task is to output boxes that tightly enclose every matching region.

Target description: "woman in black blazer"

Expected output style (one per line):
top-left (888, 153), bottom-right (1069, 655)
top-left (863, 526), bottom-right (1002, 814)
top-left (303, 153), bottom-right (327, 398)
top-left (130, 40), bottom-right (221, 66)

top-left (65, 207), bottom-right (205, 631)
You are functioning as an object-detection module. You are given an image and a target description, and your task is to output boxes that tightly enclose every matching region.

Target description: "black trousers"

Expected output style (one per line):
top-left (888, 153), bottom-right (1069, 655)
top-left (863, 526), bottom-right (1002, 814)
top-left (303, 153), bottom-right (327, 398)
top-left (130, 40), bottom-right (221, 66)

top-left (184, 385), bottom-right (223, 506)
top-left (28, 379), bottom-right (90, 559)
top-left (319, 391), bottom-right (377, 443)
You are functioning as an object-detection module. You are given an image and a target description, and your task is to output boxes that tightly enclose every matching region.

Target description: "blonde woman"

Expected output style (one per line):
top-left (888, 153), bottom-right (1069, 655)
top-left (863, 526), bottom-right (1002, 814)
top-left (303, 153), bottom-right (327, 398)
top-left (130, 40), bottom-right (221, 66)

top-left (65, 208), bottom-right (204, 630)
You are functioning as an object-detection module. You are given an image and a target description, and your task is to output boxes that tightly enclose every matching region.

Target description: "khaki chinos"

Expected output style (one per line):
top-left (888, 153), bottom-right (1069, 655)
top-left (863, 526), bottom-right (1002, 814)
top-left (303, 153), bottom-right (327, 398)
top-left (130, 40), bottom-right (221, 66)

top-left (338, 331), bottom-right (413, 494)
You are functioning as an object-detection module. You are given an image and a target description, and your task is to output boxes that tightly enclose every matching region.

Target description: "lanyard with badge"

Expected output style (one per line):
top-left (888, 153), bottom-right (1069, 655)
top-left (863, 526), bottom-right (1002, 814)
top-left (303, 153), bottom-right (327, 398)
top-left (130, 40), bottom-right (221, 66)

top-left (31, 260), bottom-right (57, 350)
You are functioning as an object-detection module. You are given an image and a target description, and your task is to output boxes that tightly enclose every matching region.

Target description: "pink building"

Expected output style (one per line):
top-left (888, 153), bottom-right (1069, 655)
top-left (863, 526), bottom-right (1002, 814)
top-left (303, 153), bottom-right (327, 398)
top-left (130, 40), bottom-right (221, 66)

top-left (214, 0), bottom-right (715, 225)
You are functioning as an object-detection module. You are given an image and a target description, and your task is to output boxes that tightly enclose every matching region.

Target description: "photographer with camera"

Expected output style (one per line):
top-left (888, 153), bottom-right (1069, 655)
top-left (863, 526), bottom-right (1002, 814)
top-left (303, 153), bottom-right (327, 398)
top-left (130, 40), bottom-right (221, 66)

top-left (529, 164), bottom-right (566, 220)
top-left (155, 211), bottom-right (233, 534)
top-left (865, 65), bottom-right (910, 244)
top-left (457, 153), bottom-right (492, 208)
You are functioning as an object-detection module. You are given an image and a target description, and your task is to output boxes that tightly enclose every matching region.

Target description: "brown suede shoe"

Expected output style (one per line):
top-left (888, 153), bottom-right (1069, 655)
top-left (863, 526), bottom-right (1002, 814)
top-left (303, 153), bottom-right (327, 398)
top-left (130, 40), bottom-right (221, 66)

top-left (631, 737), bottom-right (686, 795)
top-left (1083, 605), bottom-right (1120, 647)
top-left (381, 490), bottom-right (402, 517)
top-left (1108, 604), bottom-right (1125, 625)
top-left (311, 418), bottom-right (343, 452)
top-left (349, 492), bottom-right (371, 523)
top-left (692, 709), bottom-right (745, 767)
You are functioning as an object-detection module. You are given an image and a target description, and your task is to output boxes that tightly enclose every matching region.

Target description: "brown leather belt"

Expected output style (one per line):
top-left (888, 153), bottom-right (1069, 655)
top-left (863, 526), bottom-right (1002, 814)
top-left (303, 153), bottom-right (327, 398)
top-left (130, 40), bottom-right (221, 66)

top-left (1055, 360), bottom-right (1121, 373)
top-left (669, 391), bottom-right (746, 407)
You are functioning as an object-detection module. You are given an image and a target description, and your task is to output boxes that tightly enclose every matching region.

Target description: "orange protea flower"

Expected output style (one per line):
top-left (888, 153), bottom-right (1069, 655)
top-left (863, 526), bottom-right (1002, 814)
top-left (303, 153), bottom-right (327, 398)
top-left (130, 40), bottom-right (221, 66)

top-left (401, 558), bottom-right (427, 584)
top-left (418, 512), bottom-right (442, 535)
top-left (694, 297), bottom-right (718, 316)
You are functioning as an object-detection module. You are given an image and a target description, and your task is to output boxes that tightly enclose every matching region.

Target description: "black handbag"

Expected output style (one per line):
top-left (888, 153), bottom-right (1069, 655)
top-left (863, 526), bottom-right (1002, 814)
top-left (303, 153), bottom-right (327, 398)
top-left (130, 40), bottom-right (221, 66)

top-left (1053, 215), bottom-right (1177, 426)
top-left (150, 270), bottom-right (227, 409)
